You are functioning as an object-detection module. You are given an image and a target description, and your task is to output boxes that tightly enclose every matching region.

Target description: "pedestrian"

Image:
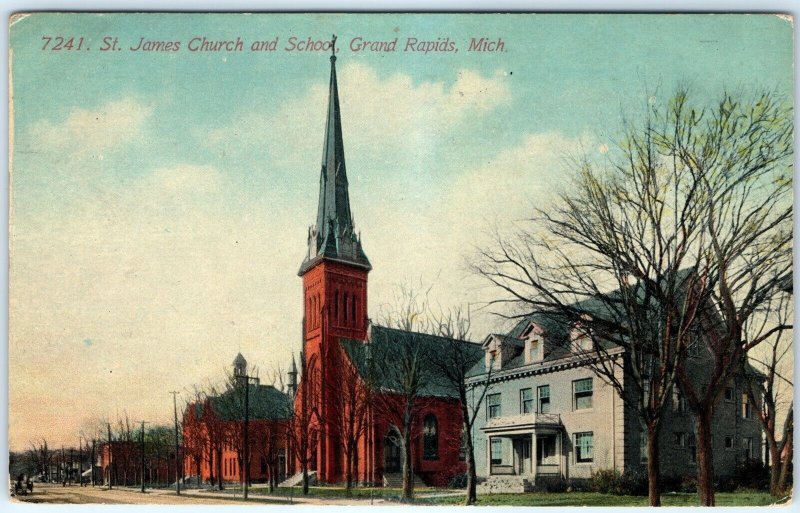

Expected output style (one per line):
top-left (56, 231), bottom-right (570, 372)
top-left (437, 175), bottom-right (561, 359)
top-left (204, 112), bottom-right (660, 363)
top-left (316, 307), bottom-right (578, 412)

top-left (26, 478), bottom-right (33, 494)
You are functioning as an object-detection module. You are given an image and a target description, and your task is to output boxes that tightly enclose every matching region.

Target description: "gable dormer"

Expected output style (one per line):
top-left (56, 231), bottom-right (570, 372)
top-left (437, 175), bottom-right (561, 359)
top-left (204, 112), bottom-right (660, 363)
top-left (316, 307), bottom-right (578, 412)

top-left (570, 314), bottom-right (594, 353)
top-left (520, 322), bottom-right (546, 364)
top-left (481, 334), bottom-right (523, 371)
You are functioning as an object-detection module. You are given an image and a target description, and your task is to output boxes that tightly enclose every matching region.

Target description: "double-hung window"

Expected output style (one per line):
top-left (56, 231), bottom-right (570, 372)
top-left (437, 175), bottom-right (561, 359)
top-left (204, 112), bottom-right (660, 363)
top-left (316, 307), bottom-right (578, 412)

top-left (573, 378), bottom-right (593, 410)
top-left (575, 432), bottom-right (593, 463)
top-left (487, 393), bottom-right (501, 419)
top-left (538, 385), bottom-right (551, 413)
top-left (490, 438), bottom-right (503, 465)
top-left (520, 388), bottom-right (534, 414)
top-left (742, 393), bottom-right (752, 419)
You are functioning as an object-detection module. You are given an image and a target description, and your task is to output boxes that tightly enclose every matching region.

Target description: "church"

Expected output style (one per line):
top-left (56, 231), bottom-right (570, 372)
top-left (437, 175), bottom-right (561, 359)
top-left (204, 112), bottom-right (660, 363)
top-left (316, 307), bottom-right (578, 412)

top-left (293, 46), bottom-right (477, 487)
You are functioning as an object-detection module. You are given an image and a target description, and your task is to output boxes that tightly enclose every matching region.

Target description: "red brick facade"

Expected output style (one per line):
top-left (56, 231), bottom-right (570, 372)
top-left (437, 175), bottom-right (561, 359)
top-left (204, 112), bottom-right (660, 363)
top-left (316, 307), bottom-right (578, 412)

top-left (182, 396), bottom-right (292, 486)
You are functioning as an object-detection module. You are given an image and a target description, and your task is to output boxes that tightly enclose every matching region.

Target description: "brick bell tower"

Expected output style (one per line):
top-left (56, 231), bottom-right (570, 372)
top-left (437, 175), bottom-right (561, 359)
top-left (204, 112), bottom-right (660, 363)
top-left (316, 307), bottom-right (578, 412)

top-left (297, 37), bottom-right (370, 483)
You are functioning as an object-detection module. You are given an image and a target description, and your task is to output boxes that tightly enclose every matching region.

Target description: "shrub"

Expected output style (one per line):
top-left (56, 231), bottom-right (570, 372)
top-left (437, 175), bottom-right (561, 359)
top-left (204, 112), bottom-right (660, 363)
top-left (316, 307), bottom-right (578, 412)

top-left (591, 469), bottom-right (620, 494)
top-left (590, 469), bottom-right (648, 496)
top-left (616, 469), bottom-right (648, 496)
top-left (731, 458), bottom-right (770, 491)
top-left (539, 477), bottom-right (567, 493)
top-left (678, 474), bottom-right (697, 493)
top-left (447, 472), bottom-right (467, 489)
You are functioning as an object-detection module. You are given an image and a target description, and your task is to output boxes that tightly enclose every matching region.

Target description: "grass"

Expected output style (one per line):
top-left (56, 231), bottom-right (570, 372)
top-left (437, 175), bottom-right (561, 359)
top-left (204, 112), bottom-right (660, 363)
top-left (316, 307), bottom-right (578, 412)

top-left (246, 485), bottom-right (427, 500)
top-left (218, 484), bottom-right (792, 507)
top-left (417, 490), bottom-right (792, 507)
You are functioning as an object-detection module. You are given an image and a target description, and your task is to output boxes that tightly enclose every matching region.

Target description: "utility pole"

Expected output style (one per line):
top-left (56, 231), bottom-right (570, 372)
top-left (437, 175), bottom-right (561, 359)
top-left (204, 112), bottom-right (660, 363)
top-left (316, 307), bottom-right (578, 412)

top-left (91, 439), bottom-right (96, 487)
top-left (79, 437), bottom-right (83, 487)
top-left (139, 421), bottom-right (149, 493)
top-left (170, 391), bottom-right (181, 495)
top-left (238, 374), bottom-right (258, 500)
top-left (107, 423), bottom-right (113, 489)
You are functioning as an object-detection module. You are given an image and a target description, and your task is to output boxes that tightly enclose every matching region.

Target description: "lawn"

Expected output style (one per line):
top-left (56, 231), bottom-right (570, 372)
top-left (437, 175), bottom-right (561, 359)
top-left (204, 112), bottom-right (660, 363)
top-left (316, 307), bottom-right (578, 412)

top-left (224, 485), bottom-right (792, 506)
top-left (247, 485), bottom-right (423, 500)
top-left (417, 490), bottom-right (792, 507)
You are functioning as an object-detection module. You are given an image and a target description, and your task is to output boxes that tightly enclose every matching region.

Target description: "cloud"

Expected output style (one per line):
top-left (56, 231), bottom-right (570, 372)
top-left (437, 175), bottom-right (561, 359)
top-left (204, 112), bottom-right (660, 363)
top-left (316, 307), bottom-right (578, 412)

top-left (362, 132), bottom-right (589, 337)
top-left (27, 98), bottom-right (153, 158)
top-left (203, 62), bottom-right (511, 174)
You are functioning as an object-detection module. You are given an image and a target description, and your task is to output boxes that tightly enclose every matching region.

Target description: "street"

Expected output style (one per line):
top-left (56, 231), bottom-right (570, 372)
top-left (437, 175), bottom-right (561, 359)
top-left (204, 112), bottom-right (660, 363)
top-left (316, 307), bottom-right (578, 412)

top-left (10, 482), bottom-right (409, 505)
top-left (11, 482), bottom-right (287, 505)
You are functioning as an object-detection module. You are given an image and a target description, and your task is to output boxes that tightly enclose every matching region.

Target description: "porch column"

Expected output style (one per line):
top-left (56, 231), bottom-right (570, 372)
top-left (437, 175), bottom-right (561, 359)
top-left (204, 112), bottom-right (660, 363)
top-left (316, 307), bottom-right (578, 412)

top-left (531, 431), bottom-right (537, 480)
top-left (558, 431), bottom-right (563, 478)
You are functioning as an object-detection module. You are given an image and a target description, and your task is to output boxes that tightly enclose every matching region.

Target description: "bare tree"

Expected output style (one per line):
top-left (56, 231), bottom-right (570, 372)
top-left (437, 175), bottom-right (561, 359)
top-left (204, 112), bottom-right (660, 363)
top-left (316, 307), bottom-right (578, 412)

top-left (27, 439), bottom-right (52, 481)
top-left (325, 342), bottom-right (372, 494)
top-left (215, 363), bottom-right (261, 493)
top-left (286, 350), bottom-right (321, 495)
top-left (473, 116), bottom-right (704, 506)
top-left (473, 88), bottom-right (791, 506)
top-left (372, 280), bottom-right (438, 502)
top-left (741, 289), bottom-right (793, 496)
top-left (192, 382), bottom-right (226, 490)
top-left (252, 419), bottom-right (285, 492)
top-left (425, 304), bottom-right (494, 505)
top-left (656, 89), bottom-right (793, 506)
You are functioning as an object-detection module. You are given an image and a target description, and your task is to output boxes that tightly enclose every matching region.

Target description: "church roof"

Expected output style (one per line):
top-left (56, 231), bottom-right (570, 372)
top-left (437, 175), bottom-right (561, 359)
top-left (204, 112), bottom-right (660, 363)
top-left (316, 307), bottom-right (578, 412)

top-left (339, 325), bottom-right (483, 399)
top-left (233, 352), bottom-right (247, 367)
top-left (299, 43), bottom-right (370, 275)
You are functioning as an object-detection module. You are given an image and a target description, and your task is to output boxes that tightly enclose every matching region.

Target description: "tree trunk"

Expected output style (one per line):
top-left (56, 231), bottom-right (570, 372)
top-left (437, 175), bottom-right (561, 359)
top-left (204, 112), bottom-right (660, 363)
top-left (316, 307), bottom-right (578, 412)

top-left (401, 427), bottom-right (414, 502)
top-left (777, 426), bottom-right (792, 496)
top-left (646, 422), bottom-right (662, 506)
top-left (766, 436), bottom-right (780, 496)
top-left (345, 444), bottom-right (353, 495)
top-left (460, 396), bottom-right (477, 506)
top-left (695, 410), bottom-right (715, 506)
top-left (302, 466), bottom-right (309, 495)
top-left (465, 433), bottom-right (477, 505)
top-left (216, 448), bottom-right (224, 490)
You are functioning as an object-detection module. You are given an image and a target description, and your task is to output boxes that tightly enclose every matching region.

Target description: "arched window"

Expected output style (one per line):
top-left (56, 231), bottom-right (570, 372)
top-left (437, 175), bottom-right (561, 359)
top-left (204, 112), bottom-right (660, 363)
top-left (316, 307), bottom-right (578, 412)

top-left (316, 293), bottom-right (321, 328)
top-left (353, 297), bottom-right (358, 327)
top-left (423, 414), bottom-right (438, 460)
top-left (343, 293), bottom-right (349, 323)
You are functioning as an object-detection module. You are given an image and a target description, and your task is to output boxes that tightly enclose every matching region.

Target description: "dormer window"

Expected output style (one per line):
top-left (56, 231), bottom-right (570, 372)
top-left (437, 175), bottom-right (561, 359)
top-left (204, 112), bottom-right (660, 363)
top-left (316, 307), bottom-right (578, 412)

top-left (487, 349), bottom-right (500, 370)
top-left (530, 340), bottom-right (540, 362)
top-left (570, 316), bottom-right (594, 353)
top-left (521, 323), bottom-right (545, 364)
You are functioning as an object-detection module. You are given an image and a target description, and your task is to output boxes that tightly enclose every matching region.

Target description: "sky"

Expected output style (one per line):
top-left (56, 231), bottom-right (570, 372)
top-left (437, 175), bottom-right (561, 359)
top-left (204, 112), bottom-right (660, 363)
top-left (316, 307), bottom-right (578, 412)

top-left (8, 13), bottom-right (793, 451)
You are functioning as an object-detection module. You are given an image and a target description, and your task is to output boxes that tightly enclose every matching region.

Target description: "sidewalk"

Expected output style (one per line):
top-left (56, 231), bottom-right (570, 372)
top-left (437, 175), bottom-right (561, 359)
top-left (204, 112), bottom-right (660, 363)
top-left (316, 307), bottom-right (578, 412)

top-left (144, 485), bottom-right (465, 505)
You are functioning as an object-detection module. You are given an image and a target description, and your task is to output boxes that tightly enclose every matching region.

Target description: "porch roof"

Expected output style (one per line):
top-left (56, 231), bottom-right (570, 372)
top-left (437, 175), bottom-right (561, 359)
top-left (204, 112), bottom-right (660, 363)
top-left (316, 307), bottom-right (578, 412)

top-left (481, 412), bottom-right (563, 434)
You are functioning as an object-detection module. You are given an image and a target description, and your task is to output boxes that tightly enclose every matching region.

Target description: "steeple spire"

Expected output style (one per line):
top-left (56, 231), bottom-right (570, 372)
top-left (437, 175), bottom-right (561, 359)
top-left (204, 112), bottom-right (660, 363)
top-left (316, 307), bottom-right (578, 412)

top-left (300, 35), bottom-right (370, 275)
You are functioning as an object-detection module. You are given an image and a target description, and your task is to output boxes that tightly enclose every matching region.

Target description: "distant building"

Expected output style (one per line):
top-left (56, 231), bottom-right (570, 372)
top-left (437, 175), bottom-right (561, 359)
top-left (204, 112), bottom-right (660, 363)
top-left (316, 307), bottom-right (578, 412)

top-left (182, 354), bottom-right (293, 486)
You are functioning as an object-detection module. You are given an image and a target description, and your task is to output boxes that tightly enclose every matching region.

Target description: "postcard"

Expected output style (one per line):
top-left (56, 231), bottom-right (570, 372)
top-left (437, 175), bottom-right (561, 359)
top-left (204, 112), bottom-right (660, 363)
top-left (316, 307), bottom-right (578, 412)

top-left (8, 12), bottom-right (794, 507)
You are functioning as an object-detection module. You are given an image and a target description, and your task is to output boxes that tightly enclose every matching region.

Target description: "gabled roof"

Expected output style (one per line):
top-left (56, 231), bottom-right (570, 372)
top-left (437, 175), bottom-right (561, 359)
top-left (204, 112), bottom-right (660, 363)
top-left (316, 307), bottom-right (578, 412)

top-left (339, 324), bottom-right (482, 399)
top-left (474, 268), bottom-right (701, 375)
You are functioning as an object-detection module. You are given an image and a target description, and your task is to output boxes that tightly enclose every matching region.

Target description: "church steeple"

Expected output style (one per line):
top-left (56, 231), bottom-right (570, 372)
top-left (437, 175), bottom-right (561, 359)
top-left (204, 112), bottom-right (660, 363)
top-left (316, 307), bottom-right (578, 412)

top-left (300, 35), bottom-right (370, 275)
